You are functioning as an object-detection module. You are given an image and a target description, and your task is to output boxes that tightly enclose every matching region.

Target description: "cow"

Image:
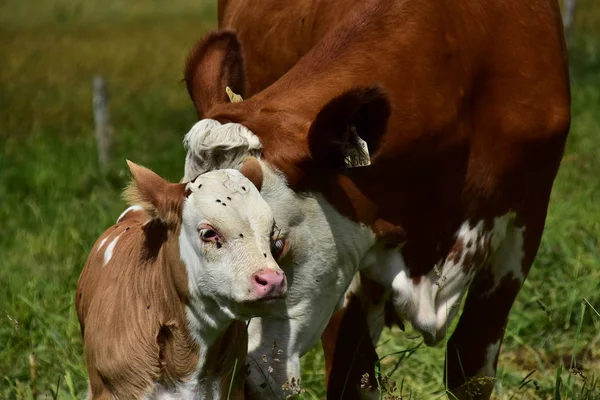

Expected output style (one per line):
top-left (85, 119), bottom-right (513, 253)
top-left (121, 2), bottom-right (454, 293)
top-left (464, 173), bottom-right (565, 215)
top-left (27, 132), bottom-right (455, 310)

top-left (181, 0), bottom-right (571, 398)
top-left (76, 160), bottom-right (288, 399)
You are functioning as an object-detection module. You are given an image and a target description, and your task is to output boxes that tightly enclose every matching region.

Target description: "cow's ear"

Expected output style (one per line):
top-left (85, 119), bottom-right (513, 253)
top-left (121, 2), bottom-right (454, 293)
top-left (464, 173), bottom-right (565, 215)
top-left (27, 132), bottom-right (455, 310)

top-left (307, 85), bottom-right (390, 170)
top-left (185, 30), bottom-right (246, 118)
top-left (123, 160), bottom-right (186, 227)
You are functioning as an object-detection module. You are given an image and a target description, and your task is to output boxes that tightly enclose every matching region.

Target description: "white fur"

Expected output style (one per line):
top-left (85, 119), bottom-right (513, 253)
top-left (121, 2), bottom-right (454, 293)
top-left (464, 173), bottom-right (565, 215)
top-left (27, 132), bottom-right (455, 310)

top-left (145, 379), bottom-right (198, 399)
top-left (97, 237), bottom-right (108, 253)
top-left (183, 120), bottom-right (262, 180)
top-left (116, 204), bottom-right (144, 223)
top-left (363, 213), bottom-right (520, 346)
top-left (103, 233), bottom-right (121, 266)
top-left (483, 223), bottom-right (526, 297)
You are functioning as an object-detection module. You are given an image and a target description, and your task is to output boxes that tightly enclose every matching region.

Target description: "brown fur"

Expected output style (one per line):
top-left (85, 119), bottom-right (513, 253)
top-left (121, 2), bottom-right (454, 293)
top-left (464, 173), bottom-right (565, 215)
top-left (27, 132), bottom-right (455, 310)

top-left (185, 0), bottom-right (571, 397)
top-left (123, 160), bottom-right (187, 228)
top-left (184, 31), bottom-right (246, 119)
top-left (239, 157), bottom-right (263, 192)
top-left (321, 295), bottom-right (378, 400)
top-left (76, 163), bottom-right (247, 399)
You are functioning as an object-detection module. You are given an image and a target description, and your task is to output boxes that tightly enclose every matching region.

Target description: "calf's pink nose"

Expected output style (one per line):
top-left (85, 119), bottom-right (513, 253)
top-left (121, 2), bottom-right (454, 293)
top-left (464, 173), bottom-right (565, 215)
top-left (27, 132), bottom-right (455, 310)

top-left (252, 269), bottom-right (287, 298)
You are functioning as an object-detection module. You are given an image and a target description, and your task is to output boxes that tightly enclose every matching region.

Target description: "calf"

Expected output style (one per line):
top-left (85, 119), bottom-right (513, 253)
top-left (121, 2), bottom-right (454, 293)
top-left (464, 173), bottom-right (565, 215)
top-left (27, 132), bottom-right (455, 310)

top-left (76, 160), bottom-right (287, 399)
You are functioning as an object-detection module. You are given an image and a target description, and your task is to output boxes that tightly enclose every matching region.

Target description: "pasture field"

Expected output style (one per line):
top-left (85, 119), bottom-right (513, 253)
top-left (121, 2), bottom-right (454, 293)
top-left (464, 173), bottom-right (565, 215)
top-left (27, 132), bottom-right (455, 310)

top-left (0, 0), bottom-right (598, 398)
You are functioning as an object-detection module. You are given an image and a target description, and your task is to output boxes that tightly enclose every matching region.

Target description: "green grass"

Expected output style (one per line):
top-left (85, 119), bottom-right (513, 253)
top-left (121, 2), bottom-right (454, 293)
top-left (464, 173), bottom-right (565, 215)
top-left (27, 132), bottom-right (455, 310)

top-left (1, 0), bottom-right (599, 398)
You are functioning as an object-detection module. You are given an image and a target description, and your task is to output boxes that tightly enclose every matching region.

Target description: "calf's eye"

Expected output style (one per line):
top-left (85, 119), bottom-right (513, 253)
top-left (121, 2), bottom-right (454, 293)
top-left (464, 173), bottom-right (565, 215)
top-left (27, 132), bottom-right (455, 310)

top-left (199, 228), bottom-right (219, 242)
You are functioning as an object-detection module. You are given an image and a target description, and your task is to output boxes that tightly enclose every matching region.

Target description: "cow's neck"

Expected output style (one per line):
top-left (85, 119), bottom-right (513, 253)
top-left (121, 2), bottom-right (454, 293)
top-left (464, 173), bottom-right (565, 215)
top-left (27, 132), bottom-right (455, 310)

top-left (243, 162), bottom-right (377, 396)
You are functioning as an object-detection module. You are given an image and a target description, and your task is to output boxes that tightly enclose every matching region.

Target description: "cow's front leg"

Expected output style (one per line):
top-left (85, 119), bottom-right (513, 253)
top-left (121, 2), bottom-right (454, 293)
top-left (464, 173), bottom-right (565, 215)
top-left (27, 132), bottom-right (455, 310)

top-left (322, 273), bottom-right (388, 400)
top-left (245, 316), bottom-right (304, 399)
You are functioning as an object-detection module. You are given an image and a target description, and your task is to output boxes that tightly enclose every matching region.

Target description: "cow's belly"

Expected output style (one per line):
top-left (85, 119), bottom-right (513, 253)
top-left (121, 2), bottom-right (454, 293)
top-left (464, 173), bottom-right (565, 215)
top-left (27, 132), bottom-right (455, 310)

top-left (362, 212), bottom-right (524, 345)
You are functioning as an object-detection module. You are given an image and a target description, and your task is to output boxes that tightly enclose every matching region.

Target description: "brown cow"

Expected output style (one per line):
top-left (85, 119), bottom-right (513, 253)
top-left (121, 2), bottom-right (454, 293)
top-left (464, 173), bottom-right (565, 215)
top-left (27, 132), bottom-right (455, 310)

top-left (181, 0), bottom-right (570, 398)
top-left (76, 160), bottom-right (288, 399)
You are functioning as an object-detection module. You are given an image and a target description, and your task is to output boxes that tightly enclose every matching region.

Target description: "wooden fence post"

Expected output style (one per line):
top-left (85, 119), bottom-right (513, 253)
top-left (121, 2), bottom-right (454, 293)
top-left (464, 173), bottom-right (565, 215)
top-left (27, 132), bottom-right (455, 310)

top-left (93, 75), bottom-right (112, 169)
top-left (563, 0), bottom-right (576, 43)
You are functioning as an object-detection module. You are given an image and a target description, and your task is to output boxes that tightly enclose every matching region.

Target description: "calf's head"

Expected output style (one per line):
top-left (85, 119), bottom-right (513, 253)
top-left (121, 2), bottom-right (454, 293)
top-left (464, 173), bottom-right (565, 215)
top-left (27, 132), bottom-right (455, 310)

top-left (125, 160), bottom-right (287, 316)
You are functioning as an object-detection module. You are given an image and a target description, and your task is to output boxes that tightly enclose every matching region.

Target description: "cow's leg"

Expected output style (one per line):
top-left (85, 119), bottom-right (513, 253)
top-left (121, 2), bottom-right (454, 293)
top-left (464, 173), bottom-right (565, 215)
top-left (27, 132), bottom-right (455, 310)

top-left (445, 219), bottom-right (542, 399)
top-left (322, 273), bottom-right (387, 400)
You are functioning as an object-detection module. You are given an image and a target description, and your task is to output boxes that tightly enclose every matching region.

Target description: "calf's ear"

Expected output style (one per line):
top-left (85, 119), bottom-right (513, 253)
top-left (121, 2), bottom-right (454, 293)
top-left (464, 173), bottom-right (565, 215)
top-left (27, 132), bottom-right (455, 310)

top-left (239, 157), bottom-right (263, 191)
top-left (184, 30), bottom-right (246, 118)
top-left (307, 85), bottom-right (391, 170)
top-left (124, 160), bottom-right (186, 227)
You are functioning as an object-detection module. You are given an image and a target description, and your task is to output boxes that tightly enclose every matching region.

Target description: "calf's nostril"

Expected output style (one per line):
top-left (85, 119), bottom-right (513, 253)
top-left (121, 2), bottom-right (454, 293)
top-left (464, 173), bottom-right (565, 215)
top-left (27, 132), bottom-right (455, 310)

top-left (254, 274), bottom-right (269, 287)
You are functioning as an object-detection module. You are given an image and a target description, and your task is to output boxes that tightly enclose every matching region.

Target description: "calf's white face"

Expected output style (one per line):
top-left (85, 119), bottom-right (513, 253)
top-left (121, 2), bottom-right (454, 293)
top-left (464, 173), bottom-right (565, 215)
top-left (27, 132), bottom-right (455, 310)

top-left (180, 169), bottom-right (287, 317)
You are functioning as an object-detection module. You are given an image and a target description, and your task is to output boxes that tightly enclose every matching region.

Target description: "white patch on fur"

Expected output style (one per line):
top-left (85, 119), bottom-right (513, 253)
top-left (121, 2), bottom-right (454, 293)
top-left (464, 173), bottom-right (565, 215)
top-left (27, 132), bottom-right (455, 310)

top-left (96, 237), bottom-right (108, 253)
top-left (145, 378), bottom-right (199, 399)
top-left (144, 373), bottom-right (205, 399)
top-left (481, 340), bottom-right (501, 376)
top-left (103, 233), bottom-right (121, 266)
top-left (116, 204), bottom-right (144, 223)
top-left (483, 224), bottom-right (526, 297)
top-left (183, 120), bottom-right (262, 180)
top-left (363, 213), bottom-right (519, 346)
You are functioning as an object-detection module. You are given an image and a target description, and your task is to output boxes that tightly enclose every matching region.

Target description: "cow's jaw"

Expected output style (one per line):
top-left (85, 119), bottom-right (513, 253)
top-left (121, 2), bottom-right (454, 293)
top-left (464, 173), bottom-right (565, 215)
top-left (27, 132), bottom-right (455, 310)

top-left (244, 166), bottom-right (377, 398)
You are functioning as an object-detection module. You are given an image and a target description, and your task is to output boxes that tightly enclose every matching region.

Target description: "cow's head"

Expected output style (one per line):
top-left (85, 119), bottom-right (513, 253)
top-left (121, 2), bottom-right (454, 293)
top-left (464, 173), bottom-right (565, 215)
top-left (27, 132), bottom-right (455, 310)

top-left (125, 160), bottom-right (287, 318)
top-left (182, 30), bottom-right (390, 398)
top-left (183, 30), bottom-right (391, 189)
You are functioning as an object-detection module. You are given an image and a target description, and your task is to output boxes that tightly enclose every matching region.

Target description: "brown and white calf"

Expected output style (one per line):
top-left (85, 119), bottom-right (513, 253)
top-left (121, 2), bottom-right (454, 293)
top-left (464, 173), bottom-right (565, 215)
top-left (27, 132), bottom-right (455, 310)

top-left (181, 0), bottom-right (571, 398)
top-left (76, 160), bottom-right (287, 399)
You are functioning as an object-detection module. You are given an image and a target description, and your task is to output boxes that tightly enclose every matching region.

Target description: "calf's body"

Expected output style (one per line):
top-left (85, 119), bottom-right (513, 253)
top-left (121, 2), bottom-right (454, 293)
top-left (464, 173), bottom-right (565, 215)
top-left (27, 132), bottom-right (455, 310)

top-left (77, 163), bottom-right (286, 399)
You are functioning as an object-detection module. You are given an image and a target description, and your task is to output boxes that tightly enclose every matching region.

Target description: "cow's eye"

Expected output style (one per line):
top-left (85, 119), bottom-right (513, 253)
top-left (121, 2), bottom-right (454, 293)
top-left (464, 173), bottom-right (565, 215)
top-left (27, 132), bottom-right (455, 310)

top-left (271, 238), bottom-right (287, 259)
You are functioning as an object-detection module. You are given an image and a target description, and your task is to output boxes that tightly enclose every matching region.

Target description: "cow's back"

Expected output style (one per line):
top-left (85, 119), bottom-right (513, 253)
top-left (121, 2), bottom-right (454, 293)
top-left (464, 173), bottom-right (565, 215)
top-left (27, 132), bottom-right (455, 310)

top-left (219, 0), bottom-right (570, 255)
top-left (219, 0), bottom-right (366, 95)
top-left (221, 0), bottom-right (569, 107)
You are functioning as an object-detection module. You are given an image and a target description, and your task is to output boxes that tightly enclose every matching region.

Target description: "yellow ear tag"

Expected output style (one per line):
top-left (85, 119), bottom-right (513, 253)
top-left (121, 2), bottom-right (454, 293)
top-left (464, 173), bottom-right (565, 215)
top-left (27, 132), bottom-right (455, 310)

top-left (226, 86), bottom-right (243, 103)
